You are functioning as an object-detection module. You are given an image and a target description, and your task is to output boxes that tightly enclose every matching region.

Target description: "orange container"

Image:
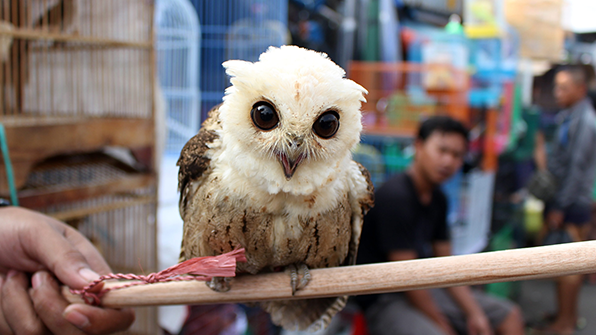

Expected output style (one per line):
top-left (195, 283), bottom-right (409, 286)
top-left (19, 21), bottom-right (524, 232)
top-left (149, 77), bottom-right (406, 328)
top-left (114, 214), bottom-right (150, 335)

top-left (348, 62), bottom-right (470, 137)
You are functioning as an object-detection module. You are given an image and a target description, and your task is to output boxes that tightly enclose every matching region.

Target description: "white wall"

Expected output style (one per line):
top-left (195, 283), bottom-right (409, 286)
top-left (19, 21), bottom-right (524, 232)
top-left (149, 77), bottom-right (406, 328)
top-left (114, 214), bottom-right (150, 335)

top-left (563, 0), bottom-right (596, 33)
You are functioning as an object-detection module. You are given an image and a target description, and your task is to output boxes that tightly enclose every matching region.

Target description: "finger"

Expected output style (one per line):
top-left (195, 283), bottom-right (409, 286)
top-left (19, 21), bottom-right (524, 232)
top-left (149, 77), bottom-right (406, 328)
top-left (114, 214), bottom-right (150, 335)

top-left (63, 304), bottom-right (135, 335)
top-left (0, 275), bottom-right (14, 335)
top-left (29, 271), bottom-right (84, 335)
top-left (19, 219), bottom-right (101, 289)
top-left (60, 224), bottom-right (112, 275)
top-left (481, 324), bottom-right (493, 335)
top-left (1, 270), bottom-right (47, 335)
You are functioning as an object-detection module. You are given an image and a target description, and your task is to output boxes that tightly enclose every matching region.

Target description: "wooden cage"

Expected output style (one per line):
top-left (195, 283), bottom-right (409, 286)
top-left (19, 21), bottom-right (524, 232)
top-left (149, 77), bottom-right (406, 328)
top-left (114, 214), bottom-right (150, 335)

top-left (0, 1), bottom-right (159, 334)
top-left (0, 0), bottom-right (156, 193)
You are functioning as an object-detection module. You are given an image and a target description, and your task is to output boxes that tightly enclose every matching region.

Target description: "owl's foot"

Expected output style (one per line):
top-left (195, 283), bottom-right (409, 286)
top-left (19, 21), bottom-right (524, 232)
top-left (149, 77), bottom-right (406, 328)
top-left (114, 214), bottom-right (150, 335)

top-left (286, 263), bottom-right (311, 295)
top-left (206, 276), bottom-right (232, 292)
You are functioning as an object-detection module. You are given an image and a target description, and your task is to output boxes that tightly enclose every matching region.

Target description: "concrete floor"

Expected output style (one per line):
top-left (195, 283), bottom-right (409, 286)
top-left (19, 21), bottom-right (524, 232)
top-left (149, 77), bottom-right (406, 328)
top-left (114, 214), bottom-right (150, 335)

top-left (518, 279), bottom-right (596, 334)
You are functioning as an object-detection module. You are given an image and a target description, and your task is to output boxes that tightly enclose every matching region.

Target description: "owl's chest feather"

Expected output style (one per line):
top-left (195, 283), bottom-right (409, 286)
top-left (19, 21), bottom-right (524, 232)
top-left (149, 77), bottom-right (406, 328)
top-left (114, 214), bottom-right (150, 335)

top-left (182, 175), bottom-right (353, 274)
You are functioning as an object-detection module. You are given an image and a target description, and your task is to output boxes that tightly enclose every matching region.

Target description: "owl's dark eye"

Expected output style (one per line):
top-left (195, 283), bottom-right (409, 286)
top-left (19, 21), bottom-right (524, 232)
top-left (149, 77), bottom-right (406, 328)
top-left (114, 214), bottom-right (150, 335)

top-left (251, 101), bottom-right (279, 131)
top-left (313, 110), bottom-right (340, 139)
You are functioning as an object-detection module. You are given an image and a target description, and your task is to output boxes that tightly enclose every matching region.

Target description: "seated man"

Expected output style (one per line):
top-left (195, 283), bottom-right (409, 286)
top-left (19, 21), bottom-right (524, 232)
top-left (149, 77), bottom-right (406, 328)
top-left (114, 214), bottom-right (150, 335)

top-left (356, 116), bottom-right (525, 335)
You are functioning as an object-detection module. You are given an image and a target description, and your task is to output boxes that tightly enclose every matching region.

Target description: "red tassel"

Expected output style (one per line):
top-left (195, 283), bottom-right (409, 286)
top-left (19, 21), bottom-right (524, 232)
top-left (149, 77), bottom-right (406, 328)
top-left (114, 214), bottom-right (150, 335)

top-left (70, 248), bottom-right (247, 306)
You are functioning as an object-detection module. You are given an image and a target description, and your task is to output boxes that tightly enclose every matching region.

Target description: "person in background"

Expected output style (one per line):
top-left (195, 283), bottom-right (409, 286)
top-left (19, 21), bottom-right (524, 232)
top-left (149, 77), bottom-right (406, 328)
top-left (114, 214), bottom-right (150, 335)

top-left (533, 65), bottom-right (596, 335)
top-left (356, 116), bottom-right (525, 335)
top-left (0, 205), bottom-right (135, 334)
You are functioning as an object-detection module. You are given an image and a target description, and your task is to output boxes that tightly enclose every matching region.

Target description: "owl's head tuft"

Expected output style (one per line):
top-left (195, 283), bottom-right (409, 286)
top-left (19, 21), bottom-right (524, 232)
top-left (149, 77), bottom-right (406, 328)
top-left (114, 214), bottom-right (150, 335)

top-left (218, 45), bottom-right (367, 195)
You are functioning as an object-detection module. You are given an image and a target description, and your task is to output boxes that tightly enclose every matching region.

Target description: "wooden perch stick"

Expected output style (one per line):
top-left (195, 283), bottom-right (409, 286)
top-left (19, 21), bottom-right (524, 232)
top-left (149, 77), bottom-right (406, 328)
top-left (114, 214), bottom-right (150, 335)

top-left (63, 241), bottom-right (596, 308)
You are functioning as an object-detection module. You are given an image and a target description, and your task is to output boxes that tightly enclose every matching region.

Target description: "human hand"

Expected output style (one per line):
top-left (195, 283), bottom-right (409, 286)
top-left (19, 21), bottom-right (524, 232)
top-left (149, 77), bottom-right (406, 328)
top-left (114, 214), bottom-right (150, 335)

top-left (466, 310), bottom-right (493, 335)
top-left (435, 316), bottom-right (458, 335)
top-left (0, 206), bottom-right (135, 334)
top-left (546, 210), bottom-right (565, 230)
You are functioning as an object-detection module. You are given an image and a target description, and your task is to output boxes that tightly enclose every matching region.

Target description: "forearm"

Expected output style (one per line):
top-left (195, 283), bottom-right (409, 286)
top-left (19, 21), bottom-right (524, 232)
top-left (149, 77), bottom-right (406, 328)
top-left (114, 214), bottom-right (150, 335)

top-left (534, 143), bottom-right (548, 171)
top-left (534, 131), bottom-right (547, 171)
top-left (405, 289), bottom-right (448, 324)
top-left (446, 286), bottom-right (483, 316)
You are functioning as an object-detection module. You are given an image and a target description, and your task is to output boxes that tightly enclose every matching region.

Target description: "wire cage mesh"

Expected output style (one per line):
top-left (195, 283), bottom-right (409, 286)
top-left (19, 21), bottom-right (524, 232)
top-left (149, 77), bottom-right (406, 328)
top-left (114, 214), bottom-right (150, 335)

top-left (0, 0), bottom-right (154, 121)
top-left (155, 0), bottom-right (200, 155)
top-left (20, 152), bottom-right (159, 335)
top-left (0, 0), bottom-right (158, 197)
top-left (189, 0), bottom-right (288, 121)
top-left (0, 2), bottom-right (159, 333)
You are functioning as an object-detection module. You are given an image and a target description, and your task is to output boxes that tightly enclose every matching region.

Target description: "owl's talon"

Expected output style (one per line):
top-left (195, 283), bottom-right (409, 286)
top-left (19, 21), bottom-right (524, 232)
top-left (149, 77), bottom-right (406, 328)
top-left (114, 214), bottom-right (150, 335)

top-left (206, 276), bottom-right (232, 292)
top-left (286, 263), bottom-right (311, 295)
top-left (296, 263), bottom-right (311, 290)
top-left (287, 264), bottom-right (299, 295)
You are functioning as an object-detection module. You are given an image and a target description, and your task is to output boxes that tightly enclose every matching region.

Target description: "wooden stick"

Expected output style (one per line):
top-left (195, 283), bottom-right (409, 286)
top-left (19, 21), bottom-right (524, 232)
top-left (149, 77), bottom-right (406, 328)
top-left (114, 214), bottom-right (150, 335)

top-left (63, 241), bottom-right (596, 308)
top-left (0, 29), bottom-right (152, 49)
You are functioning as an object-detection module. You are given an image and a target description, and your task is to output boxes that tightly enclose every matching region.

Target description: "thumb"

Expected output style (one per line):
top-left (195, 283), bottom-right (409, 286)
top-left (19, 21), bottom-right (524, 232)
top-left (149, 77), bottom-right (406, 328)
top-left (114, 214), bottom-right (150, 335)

top-left (467, 323), bottom-right (477, 335)
top-left (22, 223), bottom-right (100, 289)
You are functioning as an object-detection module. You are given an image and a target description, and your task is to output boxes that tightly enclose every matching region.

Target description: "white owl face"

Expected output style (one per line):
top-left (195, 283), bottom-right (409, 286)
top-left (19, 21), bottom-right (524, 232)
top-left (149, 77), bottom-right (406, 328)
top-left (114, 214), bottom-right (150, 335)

top-left (218, 46), bottom-right (367, 195)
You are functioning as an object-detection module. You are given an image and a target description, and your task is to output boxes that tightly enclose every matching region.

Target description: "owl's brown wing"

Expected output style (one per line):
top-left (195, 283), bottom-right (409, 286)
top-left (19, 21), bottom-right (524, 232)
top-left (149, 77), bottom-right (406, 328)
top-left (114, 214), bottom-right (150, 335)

top-left (345, 161), bottom-right (375, 266)
top-left (177, 105), bottom-right (221, 219)
top-left (177, 105), bottom-right (222, 262)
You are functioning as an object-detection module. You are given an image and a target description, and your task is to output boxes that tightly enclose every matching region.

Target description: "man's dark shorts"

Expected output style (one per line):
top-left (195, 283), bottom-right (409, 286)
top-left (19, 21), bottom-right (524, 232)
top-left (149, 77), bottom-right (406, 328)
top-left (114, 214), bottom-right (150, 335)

top-left (545, 202), bottom-right (592, 225)
top-left (365, 289), bottom-right (515, 335)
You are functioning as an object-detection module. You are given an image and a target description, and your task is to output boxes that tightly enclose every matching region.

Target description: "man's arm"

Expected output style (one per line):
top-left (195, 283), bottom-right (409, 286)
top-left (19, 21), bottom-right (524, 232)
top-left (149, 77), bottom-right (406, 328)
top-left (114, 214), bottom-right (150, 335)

top-left (534, 131), bottom-right (548, 171)
top-left (552, 117), bottom-right (596, 210)
top-left (388, 249), bottom-right (457, 335)
top-left (434, 242), bottom-right (492, 335)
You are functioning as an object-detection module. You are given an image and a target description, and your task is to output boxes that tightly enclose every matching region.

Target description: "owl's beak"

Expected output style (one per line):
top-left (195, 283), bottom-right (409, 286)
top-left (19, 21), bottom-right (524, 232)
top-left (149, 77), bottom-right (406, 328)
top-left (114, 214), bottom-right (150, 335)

top-left (278, 152), bottom-right (306, 180)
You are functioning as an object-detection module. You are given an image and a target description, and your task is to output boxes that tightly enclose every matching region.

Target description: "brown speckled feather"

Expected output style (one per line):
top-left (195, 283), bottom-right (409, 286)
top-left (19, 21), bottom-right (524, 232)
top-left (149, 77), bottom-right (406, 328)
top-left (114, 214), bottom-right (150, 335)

top-left (177, 105), bottom-right (222, 261)
top-left (260, 162), bottom-right (374, 331)
top-left (177, 46), bottom-right (373, 330)
top-left (177, 103), bottom-right (375, 330)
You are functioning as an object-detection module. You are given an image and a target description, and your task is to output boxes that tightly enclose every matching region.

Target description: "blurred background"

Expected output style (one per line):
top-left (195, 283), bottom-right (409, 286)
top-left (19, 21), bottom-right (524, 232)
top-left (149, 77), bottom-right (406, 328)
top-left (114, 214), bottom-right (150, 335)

top-left (0, 0), bottom-right (595, 334)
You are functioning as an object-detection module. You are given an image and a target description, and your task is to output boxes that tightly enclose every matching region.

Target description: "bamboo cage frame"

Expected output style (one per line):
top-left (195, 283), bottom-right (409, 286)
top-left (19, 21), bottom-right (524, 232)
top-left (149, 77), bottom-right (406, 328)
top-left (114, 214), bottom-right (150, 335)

top-left (0, 29), bottom-right (152, 48)
top-left (64, 240), bottom-right (596, 308)
top-left (0, 2), bottom-right (160, 333)
top-left (0, 0), bottom-right (158, 196)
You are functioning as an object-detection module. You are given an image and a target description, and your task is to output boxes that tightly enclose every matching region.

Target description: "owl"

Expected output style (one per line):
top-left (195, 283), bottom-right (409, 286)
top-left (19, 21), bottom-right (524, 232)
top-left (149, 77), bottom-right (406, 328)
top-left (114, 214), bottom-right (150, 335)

top-left (177, 45), bottom-right (374, 331)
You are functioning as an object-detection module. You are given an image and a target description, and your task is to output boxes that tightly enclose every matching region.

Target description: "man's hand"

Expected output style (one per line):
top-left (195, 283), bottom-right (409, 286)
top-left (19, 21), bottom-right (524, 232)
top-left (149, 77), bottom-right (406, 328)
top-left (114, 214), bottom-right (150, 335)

top-left (434, 316), bottom-right (458, 335)
top-left (546, 210), bottom-right (565, 230)
top-left (0, 207), bottom-right (135, 334)
top-left (466, 310), bottom-right (493, 335)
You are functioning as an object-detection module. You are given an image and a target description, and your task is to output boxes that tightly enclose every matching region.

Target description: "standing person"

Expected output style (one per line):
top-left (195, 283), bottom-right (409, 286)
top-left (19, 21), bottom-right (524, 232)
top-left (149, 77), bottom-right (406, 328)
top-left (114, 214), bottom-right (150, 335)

top-left (356, 116), bottom-right (525, 335)
top-left (533, 65), bottom-right (596, 335)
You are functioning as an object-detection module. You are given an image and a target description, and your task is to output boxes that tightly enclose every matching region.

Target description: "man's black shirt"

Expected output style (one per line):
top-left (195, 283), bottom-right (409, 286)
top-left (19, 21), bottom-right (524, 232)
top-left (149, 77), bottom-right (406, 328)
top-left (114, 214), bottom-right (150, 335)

top-left (355, 172), bottom-right (450, 310)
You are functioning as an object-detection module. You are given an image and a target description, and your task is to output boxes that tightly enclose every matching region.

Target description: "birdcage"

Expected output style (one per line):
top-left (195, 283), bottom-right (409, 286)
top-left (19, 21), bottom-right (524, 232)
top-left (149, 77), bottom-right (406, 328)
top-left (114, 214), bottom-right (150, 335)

top-left (0, 0), bottom-right (156, 194)
top-left (0, 1), bottom-right (159, 334)
top-left (190, 0), bottom-right (288, 121)
top-left (155, 0), bottom-right (200, 155)
top-left (19, 151), bottom-right (159, 335)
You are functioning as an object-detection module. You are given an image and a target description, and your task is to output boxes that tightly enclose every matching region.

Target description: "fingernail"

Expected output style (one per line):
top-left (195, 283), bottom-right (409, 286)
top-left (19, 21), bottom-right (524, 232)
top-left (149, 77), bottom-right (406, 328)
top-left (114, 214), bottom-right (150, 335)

top-left (79, 268), bottom-right (100, 282)
top-left (6, 270), bottom-right (17, 279)
top-left (31, 272), bottom-right (43, 289)
top-left (63, 308), bottom-right (90, 329)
